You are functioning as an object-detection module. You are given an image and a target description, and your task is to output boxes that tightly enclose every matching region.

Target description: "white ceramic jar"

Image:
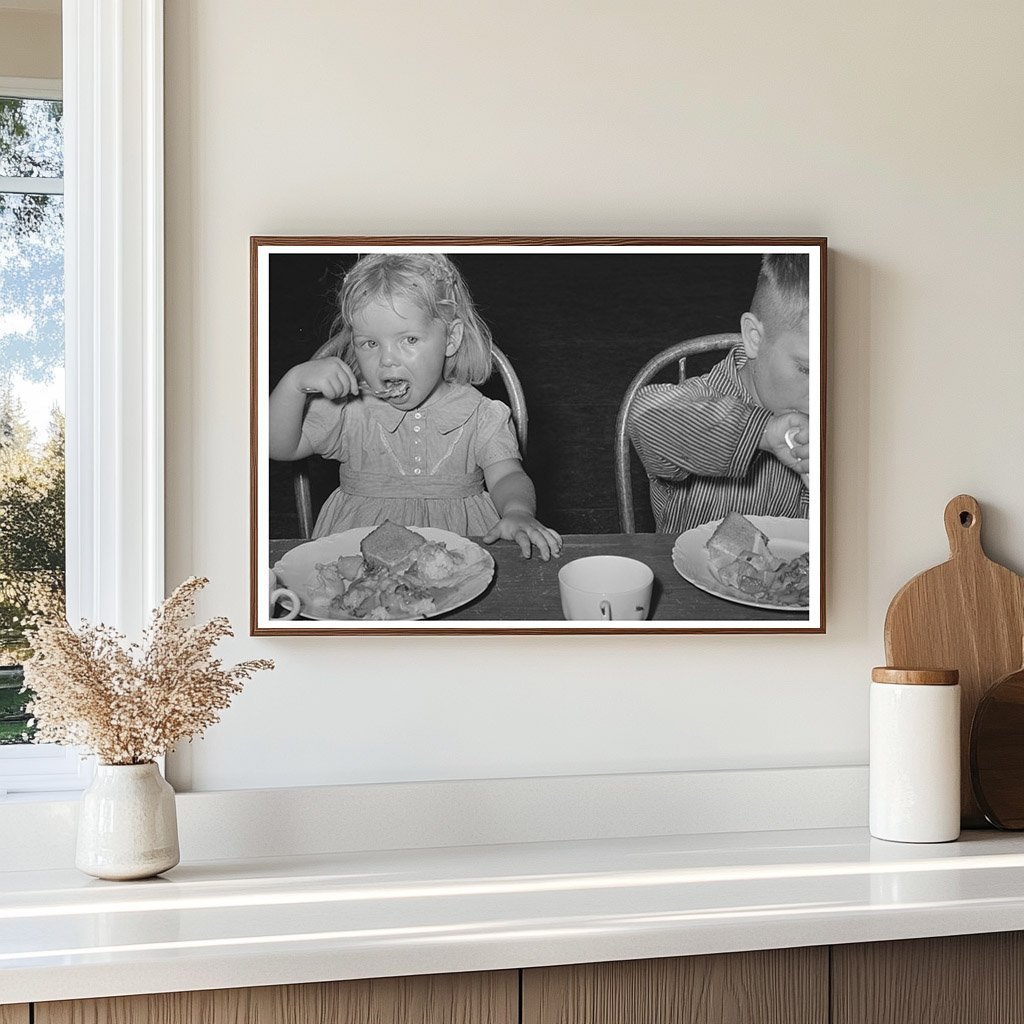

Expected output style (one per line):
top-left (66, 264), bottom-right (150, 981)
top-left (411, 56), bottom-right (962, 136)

top-left (870, 667), bottom-right (960, 843)
top-left (76, 762), bottom-right (180, 880)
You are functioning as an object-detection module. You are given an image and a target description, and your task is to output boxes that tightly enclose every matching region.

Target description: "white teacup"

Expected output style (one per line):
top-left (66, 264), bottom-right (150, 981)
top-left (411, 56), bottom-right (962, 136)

top-left (558, 556), bottom-right (654, 621)
top-left (268, 568), bottom-right (301, 621)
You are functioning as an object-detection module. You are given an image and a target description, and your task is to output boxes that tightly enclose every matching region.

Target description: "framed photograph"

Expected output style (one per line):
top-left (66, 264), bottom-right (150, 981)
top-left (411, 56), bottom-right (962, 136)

top-left (251, 237), bottom-right (826, 635)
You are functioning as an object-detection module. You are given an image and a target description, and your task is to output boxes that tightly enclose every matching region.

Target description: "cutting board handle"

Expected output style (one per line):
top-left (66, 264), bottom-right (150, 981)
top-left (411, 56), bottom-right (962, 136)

top-left (944, 494), bottom-right (983, 559)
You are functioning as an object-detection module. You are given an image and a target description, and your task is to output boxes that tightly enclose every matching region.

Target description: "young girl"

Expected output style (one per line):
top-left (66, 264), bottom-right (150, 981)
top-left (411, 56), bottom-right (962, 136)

top-left (269, 253), bottom-right (562, 561)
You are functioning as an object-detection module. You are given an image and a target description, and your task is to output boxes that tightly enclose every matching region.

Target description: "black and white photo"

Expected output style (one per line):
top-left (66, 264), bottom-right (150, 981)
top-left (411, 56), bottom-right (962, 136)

top-left (251, 237), bottom-right (826, 634)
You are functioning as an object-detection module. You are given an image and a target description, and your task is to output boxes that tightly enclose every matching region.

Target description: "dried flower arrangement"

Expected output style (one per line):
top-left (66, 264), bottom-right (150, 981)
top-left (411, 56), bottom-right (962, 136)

top-left (22, 577), bottom-right (273, 765)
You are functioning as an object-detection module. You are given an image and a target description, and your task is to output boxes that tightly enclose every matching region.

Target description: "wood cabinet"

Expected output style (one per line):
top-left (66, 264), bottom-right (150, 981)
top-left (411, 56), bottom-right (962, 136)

top-left (522, 948), bottom-right (828, 1024)
top-left (18, 933), bottom-right (1024, 1024)
top-left (35, 972), bottom-right (518, 1024)
top-left (832, 932), bottom-right (1024, 1024)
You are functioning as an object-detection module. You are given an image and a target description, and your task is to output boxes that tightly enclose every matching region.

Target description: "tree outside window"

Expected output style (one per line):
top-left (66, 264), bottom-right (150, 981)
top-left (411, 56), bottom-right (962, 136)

top-left (0, 94), bottom-right (65, 743)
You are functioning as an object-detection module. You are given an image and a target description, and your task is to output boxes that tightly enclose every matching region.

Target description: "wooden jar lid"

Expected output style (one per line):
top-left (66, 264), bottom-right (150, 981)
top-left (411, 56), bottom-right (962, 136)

top-left (871, 667), bottom-right (960, 686)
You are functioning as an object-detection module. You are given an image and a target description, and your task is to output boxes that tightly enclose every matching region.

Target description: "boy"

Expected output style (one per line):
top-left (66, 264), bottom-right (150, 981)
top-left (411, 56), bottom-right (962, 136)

top-left (627, 253), bottom-right (811, 533)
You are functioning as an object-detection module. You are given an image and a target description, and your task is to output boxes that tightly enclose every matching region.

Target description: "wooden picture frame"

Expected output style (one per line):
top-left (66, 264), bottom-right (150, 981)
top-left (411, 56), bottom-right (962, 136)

top-left (251, 237), bottom-right (827, 635)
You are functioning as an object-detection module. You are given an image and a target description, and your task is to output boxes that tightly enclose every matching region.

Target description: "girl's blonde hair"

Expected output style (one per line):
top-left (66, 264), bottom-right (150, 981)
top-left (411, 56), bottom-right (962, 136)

top-left (330, 253), bottom-right (493, 385)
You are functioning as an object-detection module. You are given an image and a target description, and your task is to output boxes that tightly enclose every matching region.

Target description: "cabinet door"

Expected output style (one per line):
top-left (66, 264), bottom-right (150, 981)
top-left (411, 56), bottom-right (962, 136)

top-left (0, 1007), bottom-right (29, 1024)
top-left (832, 932), bottom-right (1024, 1024)
top-left (36, 971), bottom-right (518, 1024)
top-left (523, 948), bottom-right (828, 1024)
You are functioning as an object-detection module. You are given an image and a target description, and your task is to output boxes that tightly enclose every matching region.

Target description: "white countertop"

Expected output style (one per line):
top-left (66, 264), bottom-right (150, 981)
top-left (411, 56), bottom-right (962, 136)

top-left (5, 825), bottom-right (1024, 1004)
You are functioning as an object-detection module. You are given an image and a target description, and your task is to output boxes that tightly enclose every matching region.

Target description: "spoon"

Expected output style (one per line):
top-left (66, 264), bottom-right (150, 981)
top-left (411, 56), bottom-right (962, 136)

top-left (301, 381), bottom-right (410, 399)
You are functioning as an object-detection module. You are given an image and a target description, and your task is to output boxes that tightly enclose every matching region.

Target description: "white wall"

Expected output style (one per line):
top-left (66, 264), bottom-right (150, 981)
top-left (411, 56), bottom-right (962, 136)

top-left (163, 0), bottom-right (1024, 791)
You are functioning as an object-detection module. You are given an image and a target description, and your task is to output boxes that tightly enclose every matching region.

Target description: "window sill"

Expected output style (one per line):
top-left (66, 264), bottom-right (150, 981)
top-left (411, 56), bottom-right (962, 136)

top-left (3, 824), bottom-right (1024, 1004)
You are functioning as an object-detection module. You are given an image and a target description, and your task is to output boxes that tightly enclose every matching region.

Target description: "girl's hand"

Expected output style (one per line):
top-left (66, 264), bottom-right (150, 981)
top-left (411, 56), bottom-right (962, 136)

top-left (288, 357), bottom-right (360, 401)
top-left (483, 512), bottom-right (563, 561)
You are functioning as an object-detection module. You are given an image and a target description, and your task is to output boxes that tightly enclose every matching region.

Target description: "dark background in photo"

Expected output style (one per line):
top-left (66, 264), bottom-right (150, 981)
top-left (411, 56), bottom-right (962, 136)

top-left (267, 252), bottom-right (765, 538)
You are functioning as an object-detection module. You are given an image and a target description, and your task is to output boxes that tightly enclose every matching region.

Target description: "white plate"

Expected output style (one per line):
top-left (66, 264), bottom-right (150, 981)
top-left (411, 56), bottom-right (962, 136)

top-left (672, 515), bottom-right (810, 612)
top-left (273, 526), bottom-right (495, 621)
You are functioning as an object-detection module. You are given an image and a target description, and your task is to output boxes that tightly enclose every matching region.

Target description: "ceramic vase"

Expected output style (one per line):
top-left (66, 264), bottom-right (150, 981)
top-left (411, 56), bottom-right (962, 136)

top-left (75, 762), bottom-right (180, 880)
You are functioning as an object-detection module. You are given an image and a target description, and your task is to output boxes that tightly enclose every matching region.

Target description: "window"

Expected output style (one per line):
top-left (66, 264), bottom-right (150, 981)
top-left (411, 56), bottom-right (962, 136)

top-left (0, 83), bottom-right (65, 748)
top-left (0, 79), bottom-right (81, 798)
top-left (0, 0), bottom-right (166, 800)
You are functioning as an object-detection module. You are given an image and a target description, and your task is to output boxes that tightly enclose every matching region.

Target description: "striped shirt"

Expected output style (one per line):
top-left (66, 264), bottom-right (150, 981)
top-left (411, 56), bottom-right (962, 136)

top-left (627, 347), bottom-right (809, 533)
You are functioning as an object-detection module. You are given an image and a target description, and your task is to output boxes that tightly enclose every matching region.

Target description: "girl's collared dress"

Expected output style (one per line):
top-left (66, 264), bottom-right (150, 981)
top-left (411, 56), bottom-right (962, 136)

top-left (302, 383), bottom-right (521, 538)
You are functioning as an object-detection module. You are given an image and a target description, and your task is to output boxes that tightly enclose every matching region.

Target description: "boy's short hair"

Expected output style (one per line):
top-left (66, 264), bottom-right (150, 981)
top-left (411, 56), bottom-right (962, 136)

top-left (750, 253), bottom-right (810, 336)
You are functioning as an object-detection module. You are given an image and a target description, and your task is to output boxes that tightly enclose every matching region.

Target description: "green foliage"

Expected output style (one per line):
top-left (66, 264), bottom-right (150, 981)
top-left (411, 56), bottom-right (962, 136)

top-left (0, 665), bottom-right (31, 743)
top-left (0, 390), bottom-right (65, 668)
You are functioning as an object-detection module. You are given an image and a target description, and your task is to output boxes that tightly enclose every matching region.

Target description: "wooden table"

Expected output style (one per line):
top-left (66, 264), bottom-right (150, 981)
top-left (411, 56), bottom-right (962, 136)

top-left (270, 533), bottom-right (806, 623)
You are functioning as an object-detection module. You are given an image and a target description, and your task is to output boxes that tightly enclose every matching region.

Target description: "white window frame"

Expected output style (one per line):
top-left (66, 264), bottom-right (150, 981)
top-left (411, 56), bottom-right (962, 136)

top-left (0, 0), bottom-right (164, 799)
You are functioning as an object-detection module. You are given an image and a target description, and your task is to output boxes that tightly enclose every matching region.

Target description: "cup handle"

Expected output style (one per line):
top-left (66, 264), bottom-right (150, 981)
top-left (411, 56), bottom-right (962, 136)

top-left (270, 587), bottom-right (301, 620)
top-left (599, 599), bottom-right (612, 621)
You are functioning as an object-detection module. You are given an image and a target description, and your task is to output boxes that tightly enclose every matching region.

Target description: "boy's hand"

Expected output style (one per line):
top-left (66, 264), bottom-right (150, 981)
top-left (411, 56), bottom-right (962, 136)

top-left (483, 512), bottom-right (563, 561)
top-left (760, 411), bottom-right (810, 476)
top-left (288, 357), bottom-right (360, 401)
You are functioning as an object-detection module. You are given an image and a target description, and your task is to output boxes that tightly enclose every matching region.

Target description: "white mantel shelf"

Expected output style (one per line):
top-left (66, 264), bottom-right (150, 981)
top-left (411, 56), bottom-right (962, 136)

top-left (5, 826), bottom-right (1024, 1005)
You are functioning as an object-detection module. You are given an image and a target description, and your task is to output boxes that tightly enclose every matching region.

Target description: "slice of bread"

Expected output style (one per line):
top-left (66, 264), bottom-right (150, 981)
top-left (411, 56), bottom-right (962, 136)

top-left (360, 520), bottom-right (426, 573)
top-left (706, 511), bottom-right (771, 575)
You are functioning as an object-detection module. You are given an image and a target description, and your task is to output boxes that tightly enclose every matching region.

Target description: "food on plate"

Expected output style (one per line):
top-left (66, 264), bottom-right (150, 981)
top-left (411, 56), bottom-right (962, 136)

top-left (705, 512), bottom-right (810, 606)
top-left (768, 551), bottom-right (810, 603)
top-left (306, 520), bottom-right (482, 620)
top-left (306, 561), bottom-right (344, 600)
top-left (706, 512), bottom-right (772, 576)
top-left (335, 554), bottom-right (364, 580)
top-left (414, 541), bottom-right (461, 583)
top-left (306, 553), bottom-right (364, 599)
top-left (361, 519), bottom-right (425, 573)
top-left (334, 574), bottom-right (435, 620)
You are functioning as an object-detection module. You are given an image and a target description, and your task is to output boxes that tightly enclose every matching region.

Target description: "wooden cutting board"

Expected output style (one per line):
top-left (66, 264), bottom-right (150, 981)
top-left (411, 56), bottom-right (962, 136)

top-left (884, 494), bottom-right (1024, 827)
